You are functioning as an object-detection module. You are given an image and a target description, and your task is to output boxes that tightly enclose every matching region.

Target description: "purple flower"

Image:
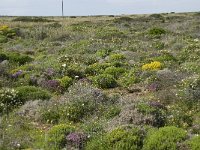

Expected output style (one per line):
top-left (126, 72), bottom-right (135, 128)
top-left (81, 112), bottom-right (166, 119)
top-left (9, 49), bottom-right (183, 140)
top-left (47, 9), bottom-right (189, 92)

top-left (11, 70), bottom-right (23, 79)
top-left (147, 83), bottom-right (160, 92)
top-left (46, 68), bottom-right (55, 76)
top-left (66, 132), bottom-right (87, 145)
top-left (46, 80), bottom-right (60, 89)
top-left (39, 79), bottom-right (61, 92)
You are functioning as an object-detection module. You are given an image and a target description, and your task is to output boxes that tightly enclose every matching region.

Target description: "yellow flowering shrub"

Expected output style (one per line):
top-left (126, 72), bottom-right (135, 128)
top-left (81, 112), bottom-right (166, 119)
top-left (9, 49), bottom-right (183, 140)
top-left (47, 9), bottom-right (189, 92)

top-left (0, 25), bottom-right (16, 38)
top-left (142, 61), bottom-right (162, 70)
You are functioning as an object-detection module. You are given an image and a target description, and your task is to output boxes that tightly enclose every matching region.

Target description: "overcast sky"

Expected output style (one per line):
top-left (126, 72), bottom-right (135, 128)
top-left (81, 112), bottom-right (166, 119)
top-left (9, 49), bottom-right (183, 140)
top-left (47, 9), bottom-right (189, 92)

top-left (0, 0), bottom-right (200, 16)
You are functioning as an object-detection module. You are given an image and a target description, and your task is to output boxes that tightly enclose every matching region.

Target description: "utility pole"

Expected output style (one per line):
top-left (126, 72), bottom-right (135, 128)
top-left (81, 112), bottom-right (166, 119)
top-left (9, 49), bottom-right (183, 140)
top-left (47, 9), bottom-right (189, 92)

top-left (62, 0), bottom-right (64, 17)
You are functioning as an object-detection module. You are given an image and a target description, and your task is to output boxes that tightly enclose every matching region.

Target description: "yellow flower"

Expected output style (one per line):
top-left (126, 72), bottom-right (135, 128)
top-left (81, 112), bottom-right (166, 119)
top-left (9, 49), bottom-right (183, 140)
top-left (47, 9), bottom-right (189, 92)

top-left (142, 61), bottom-right (162, 70)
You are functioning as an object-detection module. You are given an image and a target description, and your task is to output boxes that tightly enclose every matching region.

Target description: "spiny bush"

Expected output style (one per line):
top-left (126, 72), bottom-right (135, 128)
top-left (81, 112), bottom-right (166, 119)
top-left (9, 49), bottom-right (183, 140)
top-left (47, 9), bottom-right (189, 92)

top-left (16, 86), bottom-right (51, 103)
top-left (92, 74), bottom-right (118, 89)
top-left (47, 124), bottom-right (76, 149)
top-left (142, 61), bottom-right (162, 71)
top-left (143, 126), bottom-right (187, 150)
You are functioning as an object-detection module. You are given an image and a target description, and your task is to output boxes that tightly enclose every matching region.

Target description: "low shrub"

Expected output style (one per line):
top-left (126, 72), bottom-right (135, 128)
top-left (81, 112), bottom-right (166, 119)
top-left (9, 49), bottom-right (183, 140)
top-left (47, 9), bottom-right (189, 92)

top-left (118, 70), bottom-right (139, 87)
top-left (0, 88), bottom-right (19, 113)
top-left (85, 63), bottom-right (111, 76)
top-left (66, 64), bottom-right (85, 79)
top-left (0, 35), bottom-right (7, 43)
top-left (137, 102), bottom-right (167, 127)
top-left (187, 136), bottom-right (200, 150)
top-left (148, 27), bottom-right (166, 36)
top-left (47, 124), bottom-right (76, 149)
top-left (13, 16), bottom-right (53, 22)
top-left (0, 52), bottom-right (9, 62)
top-left (86, 126), bottom-right (145, 150)
top-left (103, 66), bottom-right (126, 79)
top-left (0, 25), bottom-right (16, 38)
top-left (63, 99), bottom-right (96, 122)
top-left (103, 106), bottom-right (121, 119)
top-left (143, 126), bottom-right (187, 150)
top-left (142, 61), bottom-right (162, 71)
top-left (59, 76), bottom-right (73, 90)
top-left (16, 86), bottom-right (51, 103)
top-left (166, 104), bottom-right (193, 128)
top-left (92, 74), bottom-right (118, 89)
top-left (0, 51), bottom-right (33, 65)
top-left (109, 53), bottom-right (126, 62)
top-left (40, 108), bottom-right (60, 124)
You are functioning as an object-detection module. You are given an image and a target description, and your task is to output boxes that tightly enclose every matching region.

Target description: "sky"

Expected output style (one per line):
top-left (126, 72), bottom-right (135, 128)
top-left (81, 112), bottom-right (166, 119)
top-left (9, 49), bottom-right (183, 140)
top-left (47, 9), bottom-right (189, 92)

top-left (0, 0), bottom-right (200, 16)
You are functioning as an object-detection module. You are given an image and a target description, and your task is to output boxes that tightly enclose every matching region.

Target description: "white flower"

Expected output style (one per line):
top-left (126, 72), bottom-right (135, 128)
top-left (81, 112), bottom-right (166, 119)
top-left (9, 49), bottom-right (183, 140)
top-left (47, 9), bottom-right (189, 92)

top-left (75, 76), bottom-right (79, 78)
top-left (62, 63), bottom-right (67, 67)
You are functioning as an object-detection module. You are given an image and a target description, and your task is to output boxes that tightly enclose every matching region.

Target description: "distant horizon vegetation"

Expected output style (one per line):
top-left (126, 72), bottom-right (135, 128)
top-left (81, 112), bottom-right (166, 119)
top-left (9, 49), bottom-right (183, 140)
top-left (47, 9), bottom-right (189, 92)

top-left (0, 10), bottom-right (199, 17)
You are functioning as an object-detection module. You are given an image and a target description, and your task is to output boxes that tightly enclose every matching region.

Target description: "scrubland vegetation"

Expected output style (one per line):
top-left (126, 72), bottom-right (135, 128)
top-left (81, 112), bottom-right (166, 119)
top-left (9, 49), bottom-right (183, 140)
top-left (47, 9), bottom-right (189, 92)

top-left (0, 12), bottom-right (200, 149)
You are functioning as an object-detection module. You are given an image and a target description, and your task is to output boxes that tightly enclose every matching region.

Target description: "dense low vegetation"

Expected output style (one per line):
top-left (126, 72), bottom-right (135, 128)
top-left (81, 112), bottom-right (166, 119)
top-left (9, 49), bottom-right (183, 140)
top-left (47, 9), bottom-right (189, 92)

top-left (0, 12), bottom-right (200, 149)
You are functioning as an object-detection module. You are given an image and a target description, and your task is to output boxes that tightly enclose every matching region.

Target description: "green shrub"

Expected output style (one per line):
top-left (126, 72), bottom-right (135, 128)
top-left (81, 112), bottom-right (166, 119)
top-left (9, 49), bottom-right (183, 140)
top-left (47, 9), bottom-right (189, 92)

top-left (0, 88), bottom-right (19, 113)
top-left (85, 63), bottom-right (111, 76)
top-left (8, 53), bottom-right (33, 65)
top-left (63, 99), bottom-right (96, 122)
top-left (0, 52), bottom-right (9, 61)
top-left (143, 126), bottom-right (187, 150)
top-left (96, 27), bottom-right (126, 40)
top-left (187, 136), bottom-right (200, 150)
top-left (0, 35), bottom-right (7, 43)
top-left (118, 70), bottom-right (139, 87)
top-left (166, 104), bottom-right (193, 128)
top-left (86, 127), bottom-right (145, 150)
top-left (96, 49), bottom-right (110, 58)
top-left (104, 66), bottom-right (126, 79)
top-left (137, 102), bottom-right (167, 127)
top-left (47, 124), bottom-right (76, 149)
top-left (180, 75), bottom-right (200, 101)
top-left (93, 74), bottom-right (117, 89)
top-left (59, 76), bottom-right (73, 90)
top-left (66, 64), bottom-right (85, 79)
top-left (109, 53), bottom-right (126, 62)
top-left (103, 106), bottom-right (121, 119)
top-left (16, 86), bottom-right (51, 103)
top-left (0, 51), bottom-right (33, 65)
top-left (148, 27), bottom-right (166, 36)
top-left (154, 52), bottom-right (177, 62)
top-left (41, 108), bottom-right (60, 124)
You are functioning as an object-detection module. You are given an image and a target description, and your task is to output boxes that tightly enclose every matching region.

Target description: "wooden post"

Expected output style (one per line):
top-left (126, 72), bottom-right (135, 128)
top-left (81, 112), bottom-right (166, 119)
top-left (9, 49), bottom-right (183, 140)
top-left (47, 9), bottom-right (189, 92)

top-left (62, 0), bottom-right (64, 17)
